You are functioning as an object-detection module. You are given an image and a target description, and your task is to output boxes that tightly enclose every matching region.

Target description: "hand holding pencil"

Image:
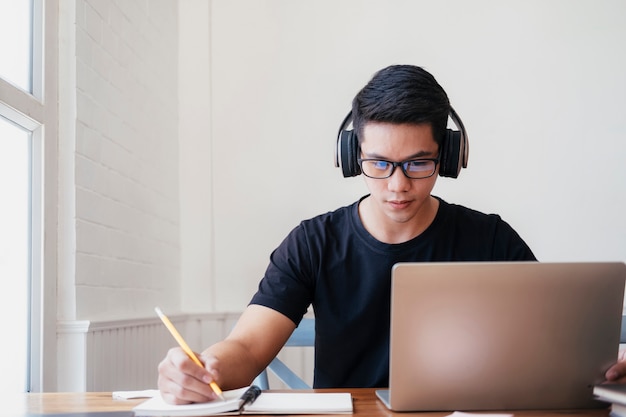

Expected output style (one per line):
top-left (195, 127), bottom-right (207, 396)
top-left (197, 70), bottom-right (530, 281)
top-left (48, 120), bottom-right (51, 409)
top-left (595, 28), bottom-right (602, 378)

top-left (155, 307), bottom-right (226, 402)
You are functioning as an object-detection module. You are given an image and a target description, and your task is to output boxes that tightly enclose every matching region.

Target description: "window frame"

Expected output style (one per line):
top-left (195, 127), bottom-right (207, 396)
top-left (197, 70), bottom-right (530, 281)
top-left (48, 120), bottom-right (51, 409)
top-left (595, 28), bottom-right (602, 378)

top-left (0, 0), bottom-right (58, 392)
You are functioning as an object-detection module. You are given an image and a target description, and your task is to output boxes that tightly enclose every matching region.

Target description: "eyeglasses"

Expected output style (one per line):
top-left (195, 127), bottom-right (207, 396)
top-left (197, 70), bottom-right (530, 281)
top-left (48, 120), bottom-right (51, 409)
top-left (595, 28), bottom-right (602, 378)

top-left (357, 158), bottom-right (439, 179)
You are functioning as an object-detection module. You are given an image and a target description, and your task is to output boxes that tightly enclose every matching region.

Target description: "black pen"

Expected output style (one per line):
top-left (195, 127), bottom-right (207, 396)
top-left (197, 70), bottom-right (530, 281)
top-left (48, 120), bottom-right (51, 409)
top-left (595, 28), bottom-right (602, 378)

top-left (238, 385), bottom-right (262, 412)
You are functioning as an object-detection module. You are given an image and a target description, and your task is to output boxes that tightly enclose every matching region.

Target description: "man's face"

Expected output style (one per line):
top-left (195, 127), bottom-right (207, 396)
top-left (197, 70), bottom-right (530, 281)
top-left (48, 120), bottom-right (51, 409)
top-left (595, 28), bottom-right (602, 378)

top-left (359, 122), bottom-right (439, 227)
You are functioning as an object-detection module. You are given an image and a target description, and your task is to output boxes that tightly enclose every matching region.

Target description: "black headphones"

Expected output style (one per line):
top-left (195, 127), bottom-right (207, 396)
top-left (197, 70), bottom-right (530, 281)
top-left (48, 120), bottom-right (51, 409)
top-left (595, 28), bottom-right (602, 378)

top-left (334, 107), bottom-right (469, 178)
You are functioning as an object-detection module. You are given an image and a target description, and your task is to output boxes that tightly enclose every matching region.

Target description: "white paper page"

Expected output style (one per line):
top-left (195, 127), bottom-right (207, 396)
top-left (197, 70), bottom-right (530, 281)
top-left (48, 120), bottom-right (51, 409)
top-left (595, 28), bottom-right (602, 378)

top-left (447, 411), bottom-right (513, 417)
top-left (244, 392), bottom-right (353, 414)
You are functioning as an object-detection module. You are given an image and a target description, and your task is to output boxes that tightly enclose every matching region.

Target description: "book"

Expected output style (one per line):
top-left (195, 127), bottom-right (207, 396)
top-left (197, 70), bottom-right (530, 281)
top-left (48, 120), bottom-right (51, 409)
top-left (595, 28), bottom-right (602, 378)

top-left (133, 386), bottom-right (353, 416)
top-left (593, 384), bottom-right (626, 405)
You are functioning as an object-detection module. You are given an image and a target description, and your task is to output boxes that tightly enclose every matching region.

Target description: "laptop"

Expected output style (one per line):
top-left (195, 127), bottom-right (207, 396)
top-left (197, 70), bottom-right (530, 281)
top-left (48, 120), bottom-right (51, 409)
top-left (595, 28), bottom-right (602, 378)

top-left (376, 262), bottom-right (626, 411)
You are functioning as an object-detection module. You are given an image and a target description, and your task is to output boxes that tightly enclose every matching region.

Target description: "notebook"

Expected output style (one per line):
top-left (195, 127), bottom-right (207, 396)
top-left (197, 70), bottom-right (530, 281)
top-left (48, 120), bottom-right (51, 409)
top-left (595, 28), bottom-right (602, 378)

top-left (134, 386), bottom-right (353, 416)
top-left (376, 261), bottom-right (626, 411)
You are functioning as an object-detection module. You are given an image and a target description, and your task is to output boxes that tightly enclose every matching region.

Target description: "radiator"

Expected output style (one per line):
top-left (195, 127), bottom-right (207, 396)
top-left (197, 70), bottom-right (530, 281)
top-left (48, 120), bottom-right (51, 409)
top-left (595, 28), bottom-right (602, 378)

top-left (57, 312), bottom-right (240, 392)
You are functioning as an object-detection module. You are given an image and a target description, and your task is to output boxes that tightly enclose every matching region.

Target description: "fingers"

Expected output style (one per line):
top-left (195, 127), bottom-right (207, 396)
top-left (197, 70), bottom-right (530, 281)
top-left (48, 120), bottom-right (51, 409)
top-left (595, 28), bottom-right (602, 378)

top-left (605, 354), bottom-right (626, 384)
top-left (157, 347), bottom-right (219, 404)
top-left (200, 353), bottom-right (222, 383)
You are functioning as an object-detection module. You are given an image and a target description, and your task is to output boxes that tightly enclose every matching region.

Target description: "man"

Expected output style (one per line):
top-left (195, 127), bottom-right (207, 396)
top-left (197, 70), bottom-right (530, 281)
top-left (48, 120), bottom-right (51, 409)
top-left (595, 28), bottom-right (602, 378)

top-left (157, 65), bottom-right (623, 404)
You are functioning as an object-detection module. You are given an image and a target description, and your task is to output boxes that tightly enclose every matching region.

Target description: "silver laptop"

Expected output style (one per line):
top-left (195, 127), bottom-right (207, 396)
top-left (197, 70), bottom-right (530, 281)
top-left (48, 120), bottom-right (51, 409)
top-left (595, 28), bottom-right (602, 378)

top-left (376, 262), bottom-right (626, 411)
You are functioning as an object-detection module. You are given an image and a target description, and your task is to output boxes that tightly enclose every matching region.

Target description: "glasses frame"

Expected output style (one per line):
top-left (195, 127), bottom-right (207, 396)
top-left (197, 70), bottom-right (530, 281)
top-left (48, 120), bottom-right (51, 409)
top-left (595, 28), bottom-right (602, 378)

top-left (357, 157), bottom-right (440, 179)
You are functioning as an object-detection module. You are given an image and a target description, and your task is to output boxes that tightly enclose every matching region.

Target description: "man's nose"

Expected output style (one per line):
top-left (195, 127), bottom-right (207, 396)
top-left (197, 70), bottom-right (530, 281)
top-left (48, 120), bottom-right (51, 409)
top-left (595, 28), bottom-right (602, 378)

top-left (387, 166), bottom-right (411, 192)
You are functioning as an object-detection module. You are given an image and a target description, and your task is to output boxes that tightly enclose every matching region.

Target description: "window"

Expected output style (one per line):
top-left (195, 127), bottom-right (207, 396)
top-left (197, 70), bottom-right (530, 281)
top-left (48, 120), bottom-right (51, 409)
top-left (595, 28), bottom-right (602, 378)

top-left (0, 118), bottom-right (31, 393)
top-left (0, 0), bottom-right (58, 392)
top-left (0, 0), bottom-right (32, 92)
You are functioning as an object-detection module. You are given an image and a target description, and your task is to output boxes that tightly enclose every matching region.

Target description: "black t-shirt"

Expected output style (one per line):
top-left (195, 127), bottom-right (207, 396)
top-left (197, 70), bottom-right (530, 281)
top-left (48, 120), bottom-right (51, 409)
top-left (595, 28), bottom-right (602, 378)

top-left (250, 196), bottom-right (536, 388)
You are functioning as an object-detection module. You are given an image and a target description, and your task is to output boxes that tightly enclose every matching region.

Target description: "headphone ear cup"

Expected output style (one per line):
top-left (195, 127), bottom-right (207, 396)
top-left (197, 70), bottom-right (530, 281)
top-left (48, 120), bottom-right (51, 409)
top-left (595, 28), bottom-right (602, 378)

top-left (338, 130), bottom-right (361, 177)
top-left (439, 129), bottom-right (461, 178)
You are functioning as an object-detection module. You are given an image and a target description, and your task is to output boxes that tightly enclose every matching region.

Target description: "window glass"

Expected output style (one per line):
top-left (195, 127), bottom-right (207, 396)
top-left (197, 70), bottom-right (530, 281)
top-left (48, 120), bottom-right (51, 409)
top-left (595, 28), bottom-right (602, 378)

top-left (0, 116), bottom-right (31, 393)
top-left (0, 0), bottom-right (33, 92)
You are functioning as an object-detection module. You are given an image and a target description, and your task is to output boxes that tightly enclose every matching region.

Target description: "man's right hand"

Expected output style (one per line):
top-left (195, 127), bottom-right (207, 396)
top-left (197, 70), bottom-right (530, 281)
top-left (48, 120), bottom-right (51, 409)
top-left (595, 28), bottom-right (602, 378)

top-left (157, 347), bottom-right (220, 405)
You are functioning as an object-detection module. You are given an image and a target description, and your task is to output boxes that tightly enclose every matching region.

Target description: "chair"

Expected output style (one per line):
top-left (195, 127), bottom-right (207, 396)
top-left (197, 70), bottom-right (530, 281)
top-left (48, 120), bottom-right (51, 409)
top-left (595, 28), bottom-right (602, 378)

top-left (253, 318), bottom-right (315, 389)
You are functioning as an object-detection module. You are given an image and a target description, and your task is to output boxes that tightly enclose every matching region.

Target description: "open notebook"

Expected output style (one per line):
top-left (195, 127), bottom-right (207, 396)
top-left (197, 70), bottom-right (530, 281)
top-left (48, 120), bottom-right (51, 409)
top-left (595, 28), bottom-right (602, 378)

top-left (376, 262), bottom-right (626, 411)
top-left (133, 386), bottom-right (353, 416)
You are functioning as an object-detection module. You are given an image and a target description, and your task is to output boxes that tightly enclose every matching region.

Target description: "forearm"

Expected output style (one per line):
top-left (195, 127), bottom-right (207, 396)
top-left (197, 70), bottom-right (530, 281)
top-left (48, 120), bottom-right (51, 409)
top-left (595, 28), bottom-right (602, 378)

top-left (201, 339), bottom-right (267, 390)
top-left (201, 305), bottom-right (297, 390)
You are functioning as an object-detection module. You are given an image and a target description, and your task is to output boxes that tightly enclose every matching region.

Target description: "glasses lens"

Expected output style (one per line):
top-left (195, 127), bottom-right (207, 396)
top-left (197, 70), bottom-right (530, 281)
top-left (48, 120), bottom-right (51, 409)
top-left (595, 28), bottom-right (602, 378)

top-left (361, 160), bottom-right (392, 178)
top-left (359, 159), bottom-right (437, 179)
top-left (402, 160), bottom-right (436, 178)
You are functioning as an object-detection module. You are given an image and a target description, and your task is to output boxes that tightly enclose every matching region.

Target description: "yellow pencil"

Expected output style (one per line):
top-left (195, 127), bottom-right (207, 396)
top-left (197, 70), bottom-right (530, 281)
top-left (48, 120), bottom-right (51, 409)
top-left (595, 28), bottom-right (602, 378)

top-left (155, 307), bottom-right (225, 401)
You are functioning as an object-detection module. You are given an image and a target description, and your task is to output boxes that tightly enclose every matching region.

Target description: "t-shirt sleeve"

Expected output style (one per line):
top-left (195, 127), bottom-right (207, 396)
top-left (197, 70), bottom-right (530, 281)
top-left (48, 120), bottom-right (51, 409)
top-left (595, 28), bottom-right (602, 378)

top-left (249, 222), bottom-right (316, 325)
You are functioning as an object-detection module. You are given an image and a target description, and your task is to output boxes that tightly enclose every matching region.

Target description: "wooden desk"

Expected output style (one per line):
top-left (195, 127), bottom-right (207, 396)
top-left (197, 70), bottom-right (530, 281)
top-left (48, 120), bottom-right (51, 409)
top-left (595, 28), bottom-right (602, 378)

top-left (17, 389), bottom-right (612, 417)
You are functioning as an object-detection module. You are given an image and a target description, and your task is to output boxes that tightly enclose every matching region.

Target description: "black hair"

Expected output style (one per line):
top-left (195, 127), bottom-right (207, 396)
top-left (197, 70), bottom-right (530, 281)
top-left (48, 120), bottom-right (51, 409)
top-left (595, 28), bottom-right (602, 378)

top-left (351, 65), bottom-right (450, 147)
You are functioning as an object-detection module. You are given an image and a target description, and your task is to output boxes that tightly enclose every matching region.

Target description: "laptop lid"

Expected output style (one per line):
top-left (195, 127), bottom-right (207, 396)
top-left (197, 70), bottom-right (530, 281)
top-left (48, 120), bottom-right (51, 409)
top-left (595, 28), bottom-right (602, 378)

top-left (379, 262), bottom-right (626, 411)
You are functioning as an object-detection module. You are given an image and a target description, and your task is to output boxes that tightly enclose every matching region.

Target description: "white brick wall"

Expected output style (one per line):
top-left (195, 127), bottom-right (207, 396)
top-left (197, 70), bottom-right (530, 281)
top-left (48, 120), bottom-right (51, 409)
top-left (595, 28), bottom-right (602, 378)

top-left (71, 0), bottom-right (179, 319)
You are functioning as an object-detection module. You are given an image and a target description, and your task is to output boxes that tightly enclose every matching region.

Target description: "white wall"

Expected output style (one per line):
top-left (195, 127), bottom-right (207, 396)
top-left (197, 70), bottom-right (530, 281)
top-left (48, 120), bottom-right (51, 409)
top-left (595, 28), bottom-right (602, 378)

top-left (58, 0), bottom-right (180, 321)
top-left (179, 0), bottom-right (214, 313)
top-left (178, 0), bottom-right (626, 311)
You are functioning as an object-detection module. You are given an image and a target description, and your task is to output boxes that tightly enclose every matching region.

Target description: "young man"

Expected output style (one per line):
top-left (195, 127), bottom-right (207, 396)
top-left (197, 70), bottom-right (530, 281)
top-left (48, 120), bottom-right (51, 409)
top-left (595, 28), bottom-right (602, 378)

top-left (157, 65), bottom-right (624, 404)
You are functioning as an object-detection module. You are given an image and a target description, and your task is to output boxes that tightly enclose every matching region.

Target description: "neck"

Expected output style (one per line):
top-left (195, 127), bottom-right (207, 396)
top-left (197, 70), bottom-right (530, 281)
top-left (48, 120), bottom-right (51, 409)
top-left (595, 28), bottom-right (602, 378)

top-left (358, 195), bottom-right (439, 244)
